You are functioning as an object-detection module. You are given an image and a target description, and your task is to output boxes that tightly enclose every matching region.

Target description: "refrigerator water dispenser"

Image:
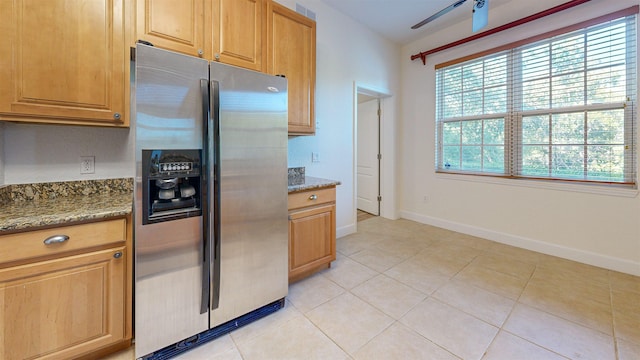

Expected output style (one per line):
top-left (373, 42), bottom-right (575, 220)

top-left (141, 149), bottom-right (203, 224)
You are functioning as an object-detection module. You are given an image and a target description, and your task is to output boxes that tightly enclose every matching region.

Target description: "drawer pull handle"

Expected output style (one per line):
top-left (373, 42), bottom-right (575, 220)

top-left (113, 252), bottom-right (123, 259)
top-left (43, 235), bottom-right (69, 245)
top-left (309, 194), bottom-right (318, 200)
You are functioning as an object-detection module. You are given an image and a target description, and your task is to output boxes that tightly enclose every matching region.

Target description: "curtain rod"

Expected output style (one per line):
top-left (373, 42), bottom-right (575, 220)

top-left (410, 0), bottom-right (591, 65)
top-left (434, 5), bottom-right (638, 69)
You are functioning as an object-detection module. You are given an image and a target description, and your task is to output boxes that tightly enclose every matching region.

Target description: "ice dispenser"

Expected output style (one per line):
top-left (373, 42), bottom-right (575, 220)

top-left (142, 149), bottom-right (203, 224)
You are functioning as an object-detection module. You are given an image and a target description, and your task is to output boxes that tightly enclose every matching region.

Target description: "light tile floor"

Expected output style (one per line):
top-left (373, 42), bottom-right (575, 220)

top-left (104, 217), bottom-right (640, 360)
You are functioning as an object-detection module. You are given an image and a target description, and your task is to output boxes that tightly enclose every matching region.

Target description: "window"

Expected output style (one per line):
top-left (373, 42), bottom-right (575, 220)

top-left (435, 14), bottom-right (637, 186)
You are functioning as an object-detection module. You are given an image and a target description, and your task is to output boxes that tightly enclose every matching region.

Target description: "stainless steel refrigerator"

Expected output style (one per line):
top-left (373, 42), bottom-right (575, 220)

top-left (132, 44), bottom-right (288, 359)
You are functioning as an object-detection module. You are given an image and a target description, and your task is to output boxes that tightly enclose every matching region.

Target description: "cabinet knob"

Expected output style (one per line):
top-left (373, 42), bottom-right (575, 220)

top-left (113, 112), bottom-right (121, 120)
top-left (309, 194), bottom-right (318, 200)
top-left (214, 53), bottom-right (220, 61)
top-left (113, 252), bottom-right (123, 259)
top-left (197, 49), bottom-right (204, 56)
top-left (43, 234), bottom-right (69, 245)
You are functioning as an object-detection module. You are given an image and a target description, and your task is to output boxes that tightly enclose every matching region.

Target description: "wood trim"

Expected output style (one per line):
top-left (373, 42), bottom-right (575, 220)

top-left (76, 340), bottom-right (131, 360)
top-left (435, 6), bottom-right (639, 69)
top-left (288, 262), bottom-right (331, 283)
top-left (124, 213), bottom-right (133, 342)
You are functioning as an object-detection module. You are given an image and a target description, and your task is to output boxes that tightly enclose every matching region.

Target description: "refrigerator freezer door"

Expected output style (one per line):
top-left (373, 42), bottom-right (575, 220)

top-left (209, 62), bottom-right (289, 327)
top-left (134, 45), bottom-right (209, 358)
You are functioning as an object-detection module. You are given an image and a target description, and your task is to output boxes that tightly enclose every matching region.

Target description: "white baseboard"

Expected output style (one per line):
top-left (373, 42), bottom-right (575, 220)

top-left (337, 223), bottom-right (357, 239)
top-left (400, 210), bottom-right (640, 276)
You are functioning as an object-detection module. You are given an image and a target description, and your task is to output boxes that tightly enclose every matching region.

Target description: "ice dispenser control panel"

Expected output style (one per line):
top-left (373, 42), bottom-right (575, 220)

top-left (158, 161), bottom-right (193, 173)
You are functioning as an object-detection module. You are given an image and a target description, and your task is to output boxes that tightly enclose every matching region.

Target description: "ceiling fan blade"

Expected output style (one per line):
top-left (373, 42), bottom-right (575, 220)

top-left (411, 0), bottom-right (468, 29)
top-left (472, 0), bottom-right (489, 32)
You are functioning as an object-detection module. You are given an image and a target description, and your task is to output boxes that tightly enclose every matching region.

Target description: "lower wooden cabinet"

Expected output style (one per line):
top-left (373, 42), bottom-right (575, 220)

top-left (0, 218), bottom-right (131, 360)
top-left (288, 187), bottom-right (336, 282)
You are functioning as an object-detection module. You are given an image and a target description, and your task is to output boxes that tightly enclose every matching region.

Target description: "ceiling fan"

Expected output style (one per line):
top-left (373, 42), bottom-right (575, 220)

top-left (411, 0), bottom-right (489, 32)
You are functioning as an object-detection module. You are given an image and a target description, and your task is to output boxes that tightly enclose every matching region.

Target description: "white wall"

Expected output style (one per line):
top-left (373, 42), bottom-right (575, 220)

top-left (277, 0), bottom-right (401, 236)
top-left (400, 0), bottom-right (640, 275)
top-left (3, 123), bottom-right (132, 184)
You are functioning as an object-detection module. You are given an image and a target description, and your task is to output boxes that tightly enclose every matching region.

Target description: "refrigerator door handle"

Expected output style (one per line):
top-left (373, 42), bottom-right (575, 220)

top-left (210, 79), bottom-right (221, 311)
top-left (200, 78), bottom-right (211, 315)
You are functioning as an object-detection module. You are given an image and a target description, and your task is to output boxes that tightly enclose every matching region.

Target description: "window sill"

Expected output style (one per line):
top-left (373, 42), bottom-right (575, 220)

top-left (435, 172), bottom-right (639, 198)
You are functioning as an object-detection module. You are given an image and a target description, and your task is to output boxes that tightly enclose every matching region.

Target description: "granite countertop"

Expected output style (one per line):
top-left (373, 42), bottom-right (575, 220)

top-left (288, 176), bottom-right (341, 193)
top-left (0, 179), bottom-right (133, 233)
top-left (0, 175), bottom-right (337, 231)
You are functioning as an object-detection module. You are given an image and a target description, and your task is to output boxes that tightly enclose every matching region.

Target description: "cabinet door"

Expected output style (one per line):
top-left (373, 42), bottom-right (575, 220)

top-left (212, 0), bottom-right (264, 71)
top-left (0, 247), bottom-right (126, 360)
top-left (267, 2), bottom-right (316, 135)
top-left (289, 204), bottom-right (336, 281)
top-left (136, 0), bottom-right (209, 58)
top-left (0, 0), bottom-right (128, 126)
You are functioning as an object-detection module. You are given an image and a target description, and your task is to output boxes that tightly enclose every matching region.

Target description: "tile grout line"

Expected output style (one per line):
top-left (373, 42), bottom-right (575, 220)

top-left (607, 270), bottom-right (621, 360)
top-left (314, 266), bottom-right (388, 358)
top-left (481, 260), bottom-right (554, 358)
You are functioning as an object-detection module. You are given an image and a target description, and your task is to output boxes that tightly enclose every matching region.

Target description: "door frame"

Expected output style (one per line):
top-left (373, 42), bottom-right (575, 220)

top-left (356, 96), bottom-right (380, 216)
top-left (352, 82), bottom-right (395, 230)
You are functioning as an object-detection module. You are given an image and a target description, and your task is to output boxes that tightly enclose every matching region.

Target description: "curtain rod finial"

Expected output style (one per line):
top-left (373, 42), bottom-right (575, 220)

top-left (409, 52), bottom-right (428, 65)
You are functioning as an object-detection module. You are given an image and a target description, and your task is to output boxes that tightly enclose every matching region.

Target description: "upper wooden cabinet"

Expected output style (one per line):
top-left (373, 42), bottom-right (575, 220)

top-left (0, 0), bottom-right (129, 127)
top-left (137, 0), bottom-right (316, 134)
top-left (267, 2), bottom-right (316, 135)
top-left (137, 0), bottom-right (265, 72)
top-left (136, 0), bottom-right (208, 58)
top-left (212, 0), bottom-right (265, 71)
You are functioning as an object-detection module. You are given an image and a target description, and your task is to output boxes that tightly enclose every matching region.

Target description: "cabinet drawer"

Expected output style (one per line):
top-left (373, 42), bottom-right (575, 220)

top-left (288, 187), bottom-right (335, 210)
top-left (0, 218), bottom-right (126, 266)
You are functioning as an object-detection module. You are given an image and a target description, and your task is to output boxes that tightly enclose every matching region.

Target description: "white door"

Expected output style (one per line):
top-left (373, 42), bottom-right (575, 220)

top-left (357, 98), bottom-right (380, 215)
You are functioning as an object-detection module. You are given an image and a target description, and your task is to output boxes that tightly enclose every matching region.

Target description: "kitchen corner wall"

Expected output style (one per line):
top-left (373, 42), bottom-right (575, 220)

top-left (2, 0), bottom-right (400, 238)
top-left (400, 0), bottom-right (640, 275)
top-left (277, 0), bottom-right (401, 236)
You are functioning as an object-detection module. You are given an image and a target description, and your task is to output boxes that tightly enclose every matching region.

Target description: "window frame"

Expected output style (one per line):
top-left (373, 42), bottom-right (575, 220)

top-left (434, 12), bottom-right (637, 189)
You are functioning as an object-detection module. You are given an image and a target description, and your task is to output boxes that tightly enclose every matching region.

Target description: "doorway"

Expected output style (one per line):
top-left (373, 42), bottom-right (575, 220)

top-left (352, 83), bottom-right (394, 231)
top-left (356, 94), bottom-right (380, 218)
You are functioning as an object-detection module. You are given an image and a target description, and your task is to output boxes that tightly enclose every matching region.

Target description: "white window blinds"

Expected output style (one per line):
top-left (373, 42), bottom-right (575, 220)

top-left (435, 12), bottom-right (637, 186)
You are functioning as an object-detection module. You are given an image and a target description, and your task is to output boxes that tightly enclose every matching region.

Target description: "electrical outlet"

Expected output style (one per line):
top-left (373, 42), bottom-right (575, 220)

top-left (80, 156), bottom-right (95, 174)
top-left (311, 152), bottom-right (320, 162)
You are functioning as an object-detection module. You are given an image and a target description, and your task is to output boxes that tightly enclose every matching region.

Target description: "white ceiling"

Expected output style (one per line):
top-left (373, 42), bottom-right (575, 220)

top-left (321, 0), bottom-right (513, 44)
